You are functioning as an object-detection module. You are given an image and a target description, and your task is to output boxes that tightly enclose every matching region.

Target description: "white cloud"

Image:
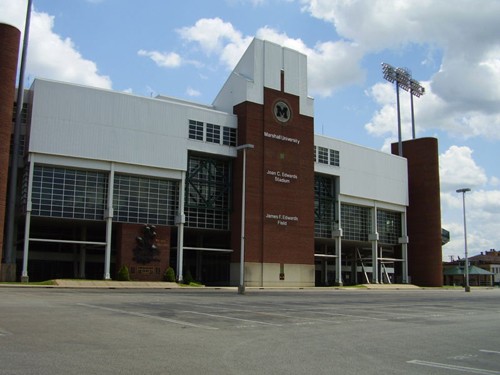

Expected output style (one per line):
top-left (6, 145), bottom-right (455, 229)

top-left (0, 1), bottom-right (111, 89)
top-left (186, 87), bottom-right (201, 97)
top-left (177, 17), bottom-right (253, 70)
top-left (0, 0), bottom-right (28, 30)
top-left (441, 188), bottom-right (500, 260)
top-left (138, 50), bottom-right (182, 68)
top-left (300, 0), bottom-right (500, 140)
top-left (176, 18), bottom-right (365, 97)
top-left (438, 145), bottom-right (499, 259)
top-left (439, 146), bottom-right (487, 191)
top-left (178, 17), bottom-right (249, 56)
top-left (24, 9), bottom-right (111, 89)
top-left (490, 176), bottom-right (500, 187)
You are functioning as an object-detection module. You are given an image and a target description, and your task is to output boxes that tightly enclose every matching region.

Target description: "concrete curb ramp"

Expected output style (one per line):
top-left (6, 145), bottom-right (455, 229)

top-left (361, 284), bottom-right (421, 290)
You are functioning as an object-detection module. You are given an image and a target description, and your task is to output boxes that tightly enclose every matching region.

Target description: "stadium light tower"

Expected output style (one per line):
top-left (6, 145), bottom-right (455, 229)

top-left (408, 75), bottom-right (425, 139)
top-left (381, 63), bottom-right (425, 155)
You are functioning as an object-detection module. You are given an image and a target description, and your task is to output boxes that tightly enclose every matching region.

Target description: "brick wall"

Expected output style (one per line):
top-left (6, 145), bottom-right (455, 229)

top-left (392, 138), bottom-right (443, 286)
top-left (115, 223), bottom-right (171, 281)
top-left (231, 83), bottom-right (315, 268)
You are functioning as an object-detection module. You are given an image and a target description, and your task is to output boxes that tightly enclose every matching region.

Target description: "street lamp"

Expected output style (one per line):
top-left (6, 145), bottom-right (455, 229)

top-left (456, 188), bottom-right (471, 292)
top-left (381, 63), bottom-right (425, 155)
top-left (236, 144), bottom-right (254, 294)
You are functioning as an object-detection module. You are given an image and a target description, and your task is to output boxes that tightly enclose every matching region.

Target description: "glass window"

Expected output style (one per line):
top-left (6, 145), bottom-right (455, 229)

top-left (188, 120), bottom-right (204, 141)
top-left (113, 174), bottom-right (178, 225)
top-left (318, 147), bottom-right (328, 164)
top-left (185, 155), bottom-right (231, 230)
top-left (31, 166), bottom-right (108, 220)
top-left (329, 149), bottom-right (340, 166)
top-left (314, 175), bottom-right (335, 238)
top-left (222, 127), bottom-right (236, 146)
top-left (341, 204), bottom-right (371, 242)
top-left (206, 123), bottom-right (221, 144)
top-left (314, 145), bottom-right (340, 167)
top-left (378, 210), bottom-right (402, 245)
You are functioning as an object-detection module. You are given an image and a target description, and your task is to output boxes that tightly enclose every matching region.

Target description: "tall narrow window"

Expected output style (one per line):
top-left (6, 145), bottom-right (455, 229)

top-left (223, 127), bottom-right (236, 146)
top-left (188, 120), bottom-right (204, 141)
top-left (206, 123), bottom-right (221, 144)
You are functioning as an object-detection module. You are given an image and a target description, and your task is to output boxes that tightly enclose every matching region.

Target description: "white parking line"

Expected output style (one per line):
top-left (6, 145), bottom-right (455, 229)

top-left (181, 310), bottom-right (282, 326)
top-left (78, 303), bottom-right (218, 330)
top-left (408, 360), bottom-right (500, 374)
top-left (480, 350), bottom-right (500, 355)
top-left (188, 305), bottom-right (341, 324)
top-left (252, 310), bottom-right (343, 324)
top-left (316, 311), bottom-right (388, 321)
top-left (0, 328), bottom-right (11, 337)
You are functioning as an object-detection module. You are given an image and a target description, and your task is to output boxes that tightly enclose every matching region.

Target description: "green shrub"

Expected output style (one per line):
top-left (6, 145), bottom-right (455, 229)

top-left (164, 267), bottom-right (176, 282)
top-left (116, 265), bottom-right (130, 281)
top-left (183, 270), bottom-right (194, 284)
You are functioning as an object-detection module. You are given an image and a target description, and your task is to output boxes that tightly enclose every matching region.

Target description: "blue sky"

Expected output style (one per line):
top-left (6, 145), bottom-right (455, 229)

top-left (1, 0), bottom-right (499, 262)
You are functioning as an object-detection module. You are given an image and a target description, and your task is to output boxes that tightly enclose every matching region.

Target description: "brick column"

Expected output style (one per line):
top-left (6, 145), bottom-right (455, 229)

top-left (392, 138), bottom-right (443, 286)
top-left (0, 24), bottom-right (21, 274)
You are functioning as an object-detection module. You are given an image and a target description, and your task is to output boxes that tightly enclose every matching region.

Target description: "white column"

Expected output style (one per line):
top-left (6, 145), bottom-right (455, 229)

top-left (334, 199), bottom-right (343, 286)
top-left (103, 163), bottom-right (114, 280)
top-left (176, 171), bottom-right (186, 283)
top-left (399, 209), bottom-right (409, 283)
top-left (369, 205), bottom-right (379, 284)
top-left (21, 157), bottom-right (35, 282)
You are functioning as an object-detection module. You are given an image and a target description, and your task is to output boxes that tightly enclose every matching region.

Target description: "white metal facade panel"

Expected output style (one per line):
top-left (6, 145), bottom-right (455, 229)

top-left (213, 39), bottom-right (314, 117)
top-left (284, 48), bottom-right (314, 117)
top-left (29, 79), bottom-right (236, 171)
top-left (213, 39), bottom-right (263, 113)
top-left (314, 135), bottom-right (408, 206)
top-left (263, 41), bottom-right (282, 91)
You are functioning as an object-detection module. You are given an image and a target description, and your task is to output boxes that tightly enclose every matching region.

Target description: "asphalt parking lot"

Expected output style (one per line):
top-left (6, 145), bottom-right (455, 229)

top-left (1, 287), bottom-right (500, 374)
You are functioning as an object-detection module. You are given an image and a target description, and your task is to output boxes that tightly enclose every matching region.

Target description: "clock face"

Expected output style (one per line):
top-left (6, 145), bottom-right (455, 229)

top-left (274, 100), bottom-right (291, 123)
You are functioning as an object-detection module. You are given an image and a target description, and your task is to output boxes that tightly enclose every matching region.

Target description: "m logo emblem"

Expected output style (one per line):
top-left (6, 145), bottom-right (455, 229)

top-left (274, 100), bottom-right (291, 123)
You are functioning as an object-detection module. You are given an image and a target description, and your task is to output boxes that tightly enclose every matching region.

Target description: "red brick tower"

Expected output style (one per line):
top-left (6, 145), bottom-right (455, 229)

top-left (228, 41), bottom-right (315, 287)
top-left (0, 23), bottom-right (21, 275)
top-left (392, 138), bottom-right (443, 286)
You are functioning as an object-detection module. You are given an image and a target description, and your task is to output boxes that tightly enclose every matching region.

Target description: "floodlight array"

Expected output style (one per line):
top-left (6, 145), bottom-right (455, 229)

top-left (381, 62), bottom-right (425, 97)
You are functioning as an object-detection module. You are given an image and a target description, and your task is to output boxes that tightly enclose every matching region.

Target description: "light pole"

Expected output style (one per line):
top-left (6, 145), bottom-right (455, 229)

top-left (4, 0), bottom-right (33, 280)
top-left (381, 63), bottom-right (425, 155)
top-left (456, 188), bottom-right (471, 292)
top-left (236, 144), bottom-right (254, 294)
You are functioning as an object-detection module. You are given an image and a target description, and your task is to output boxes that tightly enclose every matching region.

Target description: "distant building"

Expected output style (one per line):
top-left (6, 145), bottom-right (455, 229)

top-left (0, 24), bottom-right (444, 286)
top-left (443, 249), bottom-right (499, 286)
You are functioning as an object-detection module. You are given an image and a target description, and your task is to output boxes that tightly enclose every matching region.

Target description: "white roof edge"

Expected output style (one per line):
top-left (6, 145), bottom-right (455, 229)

top-left (314, 134), bottom-right (406, 160)
top-left (31, 77), bottom-right (235, 117)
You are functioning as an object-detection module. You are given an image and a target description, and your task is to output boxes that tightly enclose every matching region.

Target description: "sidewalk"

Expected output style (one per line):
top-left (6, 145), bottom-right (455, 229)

top-left (0, 279), bottom-right (422, 290)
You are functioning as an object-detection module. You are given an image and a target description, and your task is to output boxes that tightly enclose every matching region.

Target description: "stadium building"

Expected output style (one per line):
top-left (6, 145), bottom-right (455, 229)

top-left (0, 22), bottom-right (443, 286)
